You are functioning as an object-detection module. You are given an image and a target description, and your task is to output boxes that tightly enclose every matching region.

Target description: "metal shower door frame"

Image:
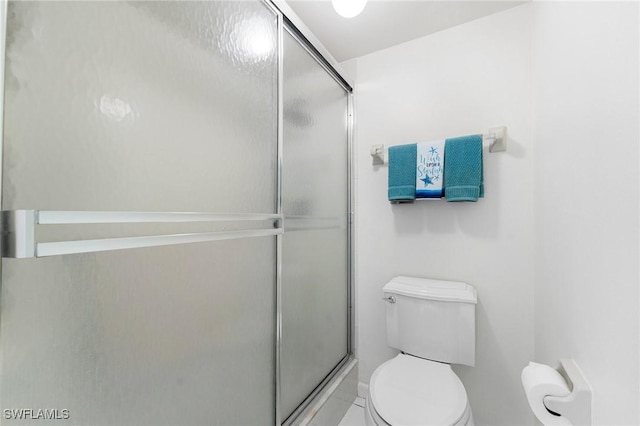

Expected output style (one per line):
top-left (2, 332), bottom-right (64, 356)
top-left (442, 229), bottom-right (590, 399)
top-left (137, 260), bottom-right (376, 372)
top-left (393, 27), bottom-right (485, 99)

top-left (269, 1), bottom-right (355, 424)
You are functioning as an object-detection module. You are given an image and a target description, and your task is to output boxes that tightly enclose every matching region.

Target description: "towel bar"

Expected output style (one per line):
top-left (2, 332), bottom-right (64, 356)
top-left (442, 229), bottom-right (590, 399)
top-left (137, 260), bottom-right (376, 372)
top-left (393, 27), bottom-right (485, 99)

top-left (370, 125), bottom-right (507, 165)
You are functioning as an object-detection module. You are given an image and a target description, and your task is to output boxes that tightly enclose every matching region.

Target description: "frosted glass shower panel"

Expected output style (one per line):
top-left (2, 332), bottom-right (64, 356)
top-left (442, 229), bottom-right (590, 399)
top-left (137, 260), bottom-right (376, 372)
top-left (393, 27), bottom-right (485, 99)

top-left (2, 1), bottom-right (278, 213)
top-left (0, 240), bottom-right (277, 425)
top-left (281, 31), bottom-right (350, 420)
top-left (1, 1), bottom-right (279, 424)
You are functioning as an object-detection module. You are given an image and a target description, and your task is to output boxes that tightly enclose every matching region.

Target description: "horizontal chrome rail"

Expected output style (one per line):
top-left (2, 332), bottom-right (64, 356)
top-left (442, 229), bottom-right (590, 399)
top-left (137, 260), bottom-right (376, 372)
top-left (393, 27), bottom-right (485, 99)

top-left (36, 229), bottom-right (282, 257)
top-left (37, 210), bottom-right (281, 225)
top-left (282, 215), bottom-right (344, 231)
top-left (1, 210), bottom-right (282, 258)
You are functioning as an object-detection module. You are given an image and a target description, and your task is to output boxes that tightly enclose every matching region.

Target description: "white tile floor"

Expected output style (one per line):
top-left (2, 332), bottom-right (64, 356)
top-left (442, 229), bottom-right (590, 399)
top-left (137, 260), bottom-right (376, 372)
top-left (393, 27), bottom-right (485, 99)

top-left (337, 397), bottom-right (366, 426)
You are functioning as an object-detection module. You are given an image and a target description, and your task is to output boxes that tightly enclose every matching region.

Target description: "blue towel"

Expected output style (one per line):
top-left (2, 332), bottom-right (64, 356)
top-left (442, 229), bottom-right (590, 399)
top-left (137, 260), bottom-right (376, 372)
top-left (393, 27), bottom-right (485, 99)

top-left (444, 135), bottom-right (484, 202)
top-left (388, 144), bottom-right (417, 202)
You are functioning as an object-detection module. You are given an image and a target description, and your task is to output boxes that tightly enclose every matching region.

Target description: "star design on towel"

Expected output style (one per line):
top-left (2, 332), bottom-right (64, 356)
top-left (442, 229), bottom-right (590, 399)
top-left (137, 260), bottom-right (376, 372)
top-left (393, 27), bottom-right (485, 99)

top-left (421, 174), bottom-right (434, 186)
top-left (429, 147), bottom-right (438, 154)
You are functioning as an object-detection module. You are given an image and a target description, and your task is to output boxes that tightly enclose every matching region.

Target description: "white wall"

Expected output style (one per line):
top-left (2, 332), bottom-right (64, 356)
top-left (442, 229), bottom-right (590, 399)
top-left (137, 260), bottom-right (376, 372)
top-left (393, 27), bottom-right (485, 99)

top-left (344, 5), bottom-right (536, 425)
top-left (532, 2), bottom-right (639, 424)
top-left (344, 2), bottom-right (639, 425)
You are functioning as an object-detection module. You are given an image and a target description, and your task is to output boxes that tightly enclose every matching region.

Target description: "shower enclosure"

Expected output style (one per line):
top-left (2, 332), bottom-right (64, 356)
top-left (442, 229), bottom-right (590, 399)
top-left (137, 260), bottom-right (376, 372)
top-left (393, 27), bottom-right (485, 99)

top-left (0, 1), bottom-right (352, 424)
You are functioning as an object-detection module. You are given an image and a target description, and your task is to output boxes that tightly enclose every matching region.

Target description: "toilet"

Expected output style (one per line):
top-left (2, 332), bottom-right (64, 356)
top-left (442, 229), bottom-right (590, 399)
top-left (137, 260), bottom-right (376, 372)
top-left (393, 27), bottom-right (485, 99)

top-left (365, 276), bottom-right (478, 426)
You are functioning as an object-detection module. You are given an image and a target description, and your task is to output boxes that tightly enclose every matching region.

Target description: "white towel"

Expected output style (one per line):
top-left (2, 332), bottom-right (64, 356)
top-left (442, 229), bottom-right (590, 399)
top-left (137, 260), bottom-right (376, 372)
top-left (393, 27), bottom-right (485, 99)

top-left (416, 140), bottom-right (445, 199)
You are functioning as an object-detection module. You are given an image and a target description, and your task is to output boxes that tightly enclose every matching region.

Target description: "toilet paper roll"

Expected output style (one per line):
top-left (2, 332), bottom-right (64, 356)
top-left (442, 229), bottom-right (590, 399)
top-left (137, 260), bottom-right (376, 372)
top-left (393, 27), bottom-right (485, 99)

top-left (521, 362), bottom-right (572, 426)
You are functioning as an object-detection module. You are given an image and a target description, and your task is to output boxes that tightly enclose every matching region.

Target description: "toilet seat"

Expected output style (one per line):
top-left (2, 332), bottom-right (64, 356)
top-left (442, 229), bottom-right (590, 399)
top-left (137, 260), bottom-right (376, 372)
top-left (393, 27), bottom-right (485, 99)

top-left (368, 354), bottom-right (470, 426)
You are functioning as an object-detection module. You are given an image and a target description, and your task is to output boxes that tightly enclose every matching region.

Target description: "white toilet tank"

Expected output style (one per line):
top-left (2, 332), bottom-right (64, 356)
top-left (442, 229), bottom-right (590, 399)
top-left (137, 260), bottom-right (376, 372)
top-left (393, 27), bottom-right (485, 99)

top-left (383, 276), bottom-right (477, 367)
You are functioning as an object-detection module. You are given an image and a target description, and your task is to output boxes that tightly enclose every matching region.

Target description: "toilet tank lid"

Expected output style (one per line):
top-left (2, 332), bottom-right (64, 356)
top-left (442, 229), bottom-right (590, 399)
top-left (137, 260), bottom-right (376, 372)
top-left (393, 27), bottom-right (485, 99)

top-left (383, 276), bottom-right (477, 304)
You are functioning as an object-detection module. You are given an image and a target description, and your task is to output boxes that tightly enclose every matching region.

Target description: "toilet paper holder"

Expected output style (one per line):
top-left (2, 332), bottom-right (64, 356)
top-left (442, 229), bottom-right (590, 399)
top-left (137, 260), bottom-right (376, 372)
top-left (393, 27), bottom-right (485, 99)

top-left (544, 359), bottom-right (592, 426)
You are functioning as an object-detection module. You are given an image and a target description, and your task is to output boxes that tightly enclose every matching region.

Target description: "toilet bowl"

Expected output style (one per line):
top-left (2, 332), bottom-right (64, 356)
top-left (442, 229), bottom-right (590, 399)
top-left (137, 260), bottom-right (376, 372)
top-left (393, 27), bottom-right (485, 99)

top-left (364, 354), bottom-right (474, 426)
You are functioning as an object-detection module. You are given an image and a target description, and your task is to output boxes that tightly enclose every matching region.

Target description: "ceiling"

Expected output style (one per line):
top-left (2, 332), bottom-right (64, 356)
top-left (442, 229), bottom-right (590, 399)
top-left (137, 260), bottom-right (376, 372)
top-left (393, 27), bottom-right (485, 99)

top-left (285, 1), bottom-right (525, 62)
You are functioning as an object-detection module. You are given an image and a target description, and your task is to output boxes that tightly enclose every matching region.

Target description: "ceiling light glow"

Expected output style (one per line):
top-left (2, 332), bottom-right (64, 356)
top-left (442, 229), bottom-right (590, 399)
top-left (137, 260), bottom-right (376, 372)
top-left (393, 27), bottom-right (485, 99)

top-left (331, 0), bottom-right (367, 18)
top-left (235, 16), bottom-right (275, 62)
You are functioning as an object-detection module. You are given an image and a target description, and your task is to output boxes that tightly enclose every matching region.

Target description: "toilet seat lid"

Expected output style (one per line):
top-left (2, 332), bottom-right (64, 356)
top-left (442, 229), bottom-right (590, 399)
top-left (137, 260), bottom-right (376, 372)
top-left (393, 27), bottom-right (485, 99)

top-left (370, 354), bottom-right (468, 426)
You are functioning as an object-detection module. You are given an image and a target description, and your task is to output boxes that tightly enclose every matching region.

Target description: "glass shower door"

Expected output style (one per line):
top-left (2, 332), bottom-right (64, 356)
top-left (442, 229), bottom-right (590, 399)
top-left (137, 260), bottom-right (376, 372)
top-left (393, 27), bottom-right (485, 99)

top-left (280, 29), bottom-right (350, 421)
top-left (1, 1), bottom-right (278, 424)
